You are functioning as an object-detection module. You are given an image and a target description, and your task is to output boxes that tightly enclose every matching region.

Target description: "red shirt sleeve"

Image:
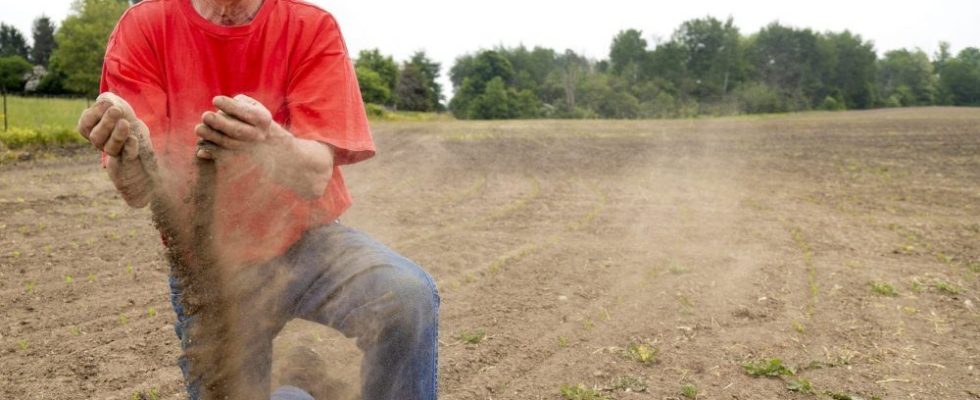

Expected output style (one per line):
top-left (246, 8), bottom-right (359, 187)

top-left (285, 14), bottom-right (375, 166)
top-left (100, 7), bottom-right (169, 142)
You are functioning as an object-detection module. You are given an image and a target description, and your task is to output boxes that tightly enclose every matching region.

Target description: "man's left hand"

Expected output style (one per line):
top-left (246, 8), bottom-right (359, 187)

top-left (195, 94), bottom-right (288, 159)
top-left (195, 94), bottom-right (336, 199)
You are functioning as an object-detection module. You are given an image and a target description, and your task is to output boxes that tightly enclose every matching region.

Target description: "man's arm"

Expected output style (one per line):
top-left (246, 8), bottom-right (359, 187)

top-left (194, 94), bottom-right (335, 199)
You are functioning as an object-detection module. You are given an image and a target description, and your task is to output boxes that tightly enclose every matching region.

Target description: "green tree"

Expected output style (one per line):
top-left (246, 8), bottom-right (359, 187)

top-left (355, 49), bottom-right (398, 102)
top-left (396, 51), bottom-right (443, 111)
top-left (671, 17), bottom-right (746, 99)
top-left (31, 16), bottom-right (57, 67)
top-left (355, 65), bottom-right (391, 104)
top-left (746, 23), bottom-right (830, 109)
top-left (50, 0), bottom-right (129, 96)
top-left (824, 31), bottom-right (878, 109)
top-left (0, 24), bottom-right (31, 60)
top-left (609, 29), bottom-right (648, 83)
top-left (0, 55), bottom-right (33, 92)
top-left (449, 50), bottom-right (517, 118)
top-left (877, 49), bottom-right (937, 106)
top-left (939, 49), bottom-right (980, 106)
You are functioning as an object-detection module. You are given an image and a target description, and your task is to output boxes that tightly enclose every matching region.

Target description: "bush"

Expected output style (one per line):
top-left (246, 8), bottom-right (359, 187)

top-left (0, 125), bottom-right (86, 149)
top-left (820, 95), bottom-right (846, 111)
top-left (734, 83), bottom-right (783, 114)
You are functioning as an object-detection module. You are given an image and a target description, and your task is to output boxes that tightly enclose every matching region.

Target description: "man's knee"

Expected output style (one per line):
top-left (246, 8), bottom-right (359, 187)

top-left (379, 263), bottom-right (439, 331)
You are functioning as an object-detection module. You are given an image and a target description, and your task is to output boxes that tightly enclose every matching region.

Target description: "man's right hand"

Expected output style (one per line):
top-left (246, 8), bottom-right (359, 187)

top-left (77, 93), bottom-right (153, 208)
top-left (77, 92), bottom-right (141, 161)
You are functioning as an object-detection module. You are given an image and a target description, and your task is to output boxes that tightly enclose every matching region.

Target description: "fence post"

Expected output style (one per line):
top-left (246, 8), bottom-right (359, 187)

top-left (2, 88), bottom-right (7, 132)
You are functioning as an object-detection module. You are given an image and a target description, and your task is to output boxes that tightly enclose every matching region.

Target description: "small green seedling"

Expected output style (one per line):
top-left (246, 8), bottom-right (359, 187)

top-left (118, 314), bottom-right (129, 325)
top-left (458, 329), bottom-right (485, 344)
top-left (822, 391), bottom-right (879, 400)
top-left (910, 280), bottom-right (923, 293)
top-left (17, 339), bottom-right (28, 350)
top-left (869, 282), bottom-right (897, 297)
top-left (625, 342), bottom-right (657, 364)
top-left (25, 282), bottom-right (35, 293)
top-left (559, 384), bottom-right (609, 400)
top-left (609, 376), bottom-right (647, 392)
top-left (742, 358), bottom-right (795, 377)
top-left (147, 307), bottom-right (157, 318)
top-left (127, 264), bottom-right (134, 275)
top-left (69, 326), bottom-right (81, 336)
top-left (680, 383), bottom-right (699, 398)
top-left (967, 261), bottom-right (980, 273)
top-left (557, 336), bottom-right (569, 348)
top-left (934, 281), bottom-right (961, 295)
top-left (787, 379), bottom-right (813, 394)
top-left (11, 250), bottom-right (21, 258)
top-left (64, 275), bottom-right (73, 284)
top-left (87, 273), bottom-right (96, 283)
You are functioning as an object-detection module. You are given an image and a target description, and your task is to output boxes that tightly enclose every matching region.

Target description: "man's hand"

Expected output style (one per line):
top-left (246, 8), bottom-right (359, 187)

top-left (77, 92), bottom-right (153, 208)
top-left (196, 94), bottom-right (335, 199)
top-left (78, 92), bottom-right (141, 161)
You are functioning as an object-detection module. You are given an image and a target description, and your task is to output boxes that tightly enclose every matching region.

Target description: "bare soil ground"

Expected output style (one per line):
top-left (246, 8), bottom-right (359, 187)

top-left (1, 108), bottom-right (979, 399)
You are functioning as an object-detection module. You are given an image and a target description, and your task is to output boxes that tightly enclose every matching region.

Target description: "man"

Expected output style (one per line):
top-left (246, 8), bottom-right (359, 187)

top-left (75, 0), bottom-right (439, 399)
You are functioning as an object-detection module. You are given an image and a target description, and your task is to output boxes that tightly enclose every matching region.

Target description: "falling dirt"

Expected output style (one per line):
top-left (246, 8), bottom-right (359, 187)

top-left (1, 108), bottom-right (979, 399)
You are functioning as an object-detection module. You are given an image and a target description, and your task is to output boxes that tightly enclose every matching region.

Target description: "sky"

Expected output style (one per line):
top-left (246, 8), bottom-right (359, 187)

top-left (4, 0), bottom-right (980, 95)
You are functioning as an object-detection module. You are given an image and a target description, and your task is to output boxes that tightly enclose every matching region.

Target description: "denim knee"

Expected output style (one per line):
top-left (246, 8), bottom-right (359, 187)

top-left (383, 264), bottom-right (440, 331)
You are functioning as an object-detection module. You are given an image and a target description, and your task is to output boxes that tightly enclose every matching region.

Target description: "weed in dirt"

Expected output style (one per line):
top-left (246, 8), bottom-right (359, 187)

top-left (935, 252), bottom-right (954, 264)
top-left (909, 279), bottom-right (923, 293)
top-left (131, 388), bottom-right (160, 400)
top-left (967, 261), bottom-right (980, 273)
top-left (680, 383), bottom-right (699, 398)
top-left (25, 281), bottom-right (35, 293)
top-left (69, 326), bottom-right (81, 336)
top-left (17, 339), bottom-right (28, 350)
top-left (869, 282), bottom-right (898, 297)
top-left (147, 307), bottom-right (157, 318)
top-left (559, 384), bottom-right (610, 400)
top-left (582, 318), bottom-right (594, 330)
top-left (87, 273), bottom-right (96, 283)
top-left (787, 379), bottom-right (814, 394)
top-left (126, 263), bottom-right (134, 276)
top-left (625, 342), bottom-right (658, 364)
top-left (118, 314), bottom-right (129, 325)
top-left (668, 259), bottom-right (688, 274)
top-left (458, 329), bottom-right (486, 344)
top-left (792, 320), bottom-right (806, 334)
top-left (11, 250), bottom-right (21, 258)
top-left (557, 336), bottom-right (569, 348)
top-left (934, 281), bottom-right (961, 295)
top-left (742, 358), bottom-right (795, 377)
top-left (823, 391), bottom-right (880, 400)
top-left (64, 275), bottom-right (73, 284)
top-left (609, 376), bottom-right (647, 392)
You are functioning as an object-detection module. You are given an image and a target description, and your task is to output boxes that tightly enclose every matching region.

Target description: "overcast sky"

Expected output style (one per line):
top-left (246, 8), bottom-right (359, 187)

top-left (5, 0), bottom-right (980, 95)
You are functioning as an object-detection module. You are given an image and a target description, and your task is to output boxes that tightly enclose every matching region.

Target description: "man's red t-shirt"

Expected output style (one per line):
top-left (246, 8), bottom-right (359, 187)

top-left (100, 0), bottom-right (375, 265)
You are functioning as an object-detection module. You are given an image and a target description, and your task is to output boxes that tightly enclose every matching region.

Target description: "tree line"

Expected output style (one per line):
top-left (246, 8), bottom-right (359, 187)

top-left (441, 18), bottom-right (980, 119)
top-left (2, 1), bottom-right (979, 119)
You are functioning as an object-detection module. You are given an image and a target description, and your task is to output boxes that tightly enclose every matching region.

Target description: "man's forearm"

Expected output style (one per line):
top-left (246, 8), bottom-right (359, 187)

top-left (266, 125), bottom-right (335, 199)
top-left (107, 121), bottom-right (153, 208)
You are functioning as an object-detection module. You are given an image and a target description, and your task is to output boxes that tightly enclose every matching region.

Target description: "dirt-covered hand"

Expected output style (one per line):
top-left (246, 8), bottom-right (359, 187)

top-left (77, 92), bottom-right (142, 161)
top-left (196, 94), bottom-right (335, 198)
top-left (78, 92), bottom-right (154, 208)
top-left (195, 94), bottom-right (290, 160)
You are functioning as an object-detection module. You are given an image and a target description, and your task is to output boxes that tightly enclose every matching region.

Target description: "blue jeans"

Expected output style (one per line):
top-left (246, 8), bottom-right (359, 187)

top-left (168, 223), bottom-right (439, 400)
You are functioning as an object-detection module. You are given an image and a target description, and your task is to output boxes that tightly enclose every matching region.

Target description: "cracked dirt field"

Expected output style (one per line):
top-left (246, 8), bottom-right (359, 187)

top-left (1, 108), bottom-right (979, 399)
